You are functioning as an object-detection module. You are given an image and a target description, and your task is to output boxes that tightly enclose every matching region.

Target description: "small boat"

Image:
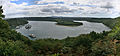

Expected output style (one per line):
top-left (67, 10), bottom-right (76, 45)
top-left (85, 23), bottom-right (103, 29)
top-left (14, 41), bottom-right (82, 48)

top-left (25, 24), bottom-right (32, 30)
top-left (16, 26), bottom-right (20, 29)
top-left (29, 34), bottom-right (36, 38)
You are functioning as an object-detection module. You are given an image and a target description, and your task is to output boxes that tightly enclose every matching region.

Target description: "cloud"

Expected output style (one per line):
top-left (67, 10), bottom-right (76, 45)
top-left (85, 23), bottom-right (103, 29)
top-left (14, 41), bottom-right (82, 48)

top-left (36, 1), bottom-right (64, 5)
top-left (41, 6), bottom-right (75, 14)
top-left (0, 0), bottom-right (120, 18)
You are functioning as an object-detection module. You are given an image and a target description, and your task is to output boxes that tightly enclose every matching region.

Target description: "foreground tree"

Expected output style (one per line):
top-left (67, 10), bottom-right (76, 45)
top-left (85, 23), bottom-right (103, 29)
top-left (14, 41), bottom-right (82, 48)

top-left (0, 6), bottom-right (5, 18)
top-left (0, 6), bottom-right (33, 56)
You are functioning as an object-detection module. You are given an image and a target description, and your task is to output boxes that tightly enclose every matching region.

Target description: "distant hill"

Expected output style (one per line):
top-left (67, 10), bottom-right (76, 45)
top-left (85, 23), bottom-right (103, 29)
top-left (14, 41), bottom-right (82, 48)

top-left (6, 17), bottom-right (115, 29)
top-left (6, 17), bottom-right (112, 21)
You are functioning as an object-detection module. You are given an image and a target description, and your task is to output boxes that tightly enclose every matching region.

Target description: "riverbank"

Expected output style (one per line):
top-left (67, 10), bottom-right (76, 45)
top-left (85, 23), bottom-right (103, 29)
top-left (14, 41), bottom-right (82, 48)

top-left (7, 17), bottom-right (117, 29)
top-left (5, 19), bottom-right (28, 29)
top-left (76, 18), bottom-right (116, 29)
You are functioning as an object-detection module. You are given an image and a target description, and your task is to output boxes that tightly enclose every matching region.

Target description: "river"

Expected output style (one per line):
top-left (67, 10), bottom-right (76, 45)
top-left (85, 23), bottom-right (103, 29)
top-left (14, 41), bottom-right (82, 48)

top-left (16, 21), bottom-right (111, 40)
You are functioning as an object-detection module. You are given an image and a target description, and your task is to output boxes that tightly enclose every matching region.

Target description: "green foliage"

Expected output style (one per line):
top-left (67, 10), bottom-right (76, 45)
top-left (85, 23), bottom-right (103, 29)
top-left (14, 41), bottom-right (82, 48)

top-left (108, 17), bottom-right (120, 40)
top-left (1, 5), bottom-right (120, 56)
top-left (0, 19), bottom-right (9, 29)
top-left (0, 6), bottom-right (5, 18)
top-left (6, 19), bottom-right (28, 29)
top-left (0, 39), bottom-right (32, 56)
top-left (0, 6), bottom-right (33, 56)
top-left (31, 39), bottom-right (63, 55)
top-left (91, 40), bottom-right (113, 56)
top-left (73, 35), bottom-right (92, 47)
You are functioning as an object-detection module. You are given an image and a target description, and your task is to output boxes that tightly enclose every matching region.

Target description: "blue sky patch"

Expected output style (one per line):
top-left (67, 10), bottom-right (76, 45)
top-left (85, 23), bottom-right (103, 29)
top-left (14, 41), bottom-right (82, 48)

top-left (10, 0), bottom-right (42, 5)
top-left (10, 0), bottom-right (64, 5)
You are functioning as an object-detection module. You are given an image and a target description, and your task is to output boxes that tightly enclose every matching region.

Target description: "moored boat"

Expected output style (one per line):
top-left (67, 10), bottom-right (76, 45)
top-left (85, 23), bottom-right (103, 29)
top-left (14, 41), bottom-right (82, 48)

top-left (16, 26), bottom-right (20, 29)
top-left (29, 34), bottom-right (36, 38)
top-left (25, 24), bottom-right (32, 30)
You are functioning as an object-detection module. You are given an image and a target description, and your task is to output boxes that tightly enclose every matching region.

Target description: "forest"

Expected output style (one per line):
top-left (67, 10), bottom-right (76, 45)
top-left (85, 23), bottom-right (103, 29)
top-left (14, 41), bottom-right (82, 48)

top-left (1, 6), bottom-right (120, 56)
top-left (6, 19), bottom-right (28, 29)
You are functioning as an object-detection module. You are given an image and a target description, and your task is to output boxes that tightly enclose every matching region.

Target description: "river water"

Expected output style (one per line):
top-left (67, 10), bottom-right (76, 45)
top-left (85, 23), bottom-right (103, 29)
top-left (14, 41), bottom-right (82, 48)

top-left (16, 21), bottom-right (111, 40)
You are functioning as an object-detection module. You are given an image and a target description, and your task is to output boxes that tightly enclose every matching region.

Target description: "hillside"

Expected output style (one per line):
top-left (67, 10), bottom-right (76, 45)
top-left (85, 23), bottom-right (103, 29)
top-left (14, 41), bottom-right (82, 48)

top-left (1, 6), bottom-right (120, 56)
top-left (5, 19), bottom-right (28, 29)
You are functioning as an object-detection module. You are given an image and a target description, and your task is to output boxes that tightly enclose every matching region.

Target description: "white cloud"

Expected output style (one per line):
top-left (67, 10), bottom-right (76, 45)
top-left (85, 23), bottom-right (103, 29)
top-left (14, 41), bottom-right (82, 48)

top-left (0, 0), bottom-right (120, 18)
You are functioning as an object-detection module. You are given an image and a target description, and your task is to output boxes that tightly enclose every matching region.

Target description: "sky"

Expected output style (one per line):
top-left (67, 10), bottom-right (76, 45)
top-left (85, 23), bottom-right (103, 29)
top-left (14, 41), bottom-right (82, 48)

top-left (0, 0), bottom-right (120, 18)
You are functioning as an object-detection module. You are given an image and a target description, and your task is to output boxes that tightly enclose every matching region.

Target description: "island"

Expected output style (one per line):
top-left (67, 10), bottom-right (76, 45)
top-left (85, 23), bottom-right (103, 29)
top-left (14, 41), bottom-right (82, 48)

top-left (55, 19), bottom-right (83, 26)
